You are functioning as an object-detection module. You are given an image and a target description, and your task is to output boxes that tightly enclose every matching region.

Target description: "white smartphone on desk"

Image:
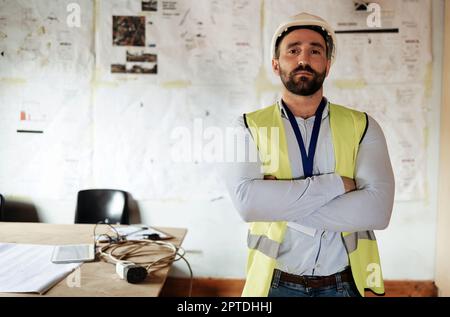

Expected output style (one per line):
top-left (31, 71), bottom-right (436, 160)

top-left (51, 244), bottom-right (95, 264)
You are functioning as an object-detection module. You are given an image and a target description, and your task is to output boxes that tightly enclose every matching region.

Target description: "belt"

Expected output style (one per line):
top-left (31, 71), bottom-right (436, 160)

top-left (275, 267), bottom-right (353, 289)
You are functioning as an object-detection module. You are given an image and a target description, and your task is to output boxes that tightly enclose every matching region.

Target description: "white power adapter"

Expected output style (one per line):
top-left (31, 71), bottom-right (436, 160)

top-left (116, 262), bottom-right (148, 284)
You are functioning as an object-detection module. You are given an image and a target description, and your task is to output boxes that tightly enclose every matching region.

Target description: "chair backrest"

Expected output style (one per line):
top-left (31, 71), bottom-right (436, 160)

top-left (0, 194), bottom-right (4, 221)
top-left (74, 189), bottom-right (130, 224)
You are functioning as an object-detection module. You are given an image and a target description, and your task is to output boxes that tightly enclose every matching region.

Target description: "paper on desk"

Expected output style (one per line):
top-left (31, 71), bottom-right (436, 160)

top-left (0, 243), bottom-right (81, 294)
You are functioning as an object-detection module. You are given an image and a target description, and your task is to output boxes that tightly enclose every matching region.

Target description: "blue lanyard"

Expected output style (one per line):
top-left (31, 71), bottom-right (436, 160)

top-left (282, 98), bottom-right (327, 178)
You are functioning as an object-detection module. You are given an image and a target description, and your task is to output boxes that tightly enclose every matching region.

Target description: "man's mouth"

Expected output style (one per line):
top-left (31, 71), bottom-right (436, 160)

top-left (295, 71), bottom-right (313, 76)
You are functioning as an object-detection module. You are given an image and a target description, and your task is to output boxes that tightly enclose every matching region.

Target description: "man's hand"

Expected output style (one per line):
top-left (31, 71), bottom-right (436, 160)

top-left (341, 176), bottom-right (356, 193)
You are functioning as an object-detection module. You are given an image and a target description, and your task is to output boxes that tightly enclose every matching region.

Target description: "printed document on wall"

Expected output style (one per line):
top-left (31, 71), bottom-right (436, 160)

top-left (96, 0), bottom-right (261, 85)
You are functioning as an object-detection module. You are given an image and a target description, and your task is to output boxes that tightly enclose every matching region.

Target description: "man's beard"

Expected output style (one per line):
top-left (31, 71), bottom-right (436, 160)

top-left (280, 64), bottom-right (326, 96)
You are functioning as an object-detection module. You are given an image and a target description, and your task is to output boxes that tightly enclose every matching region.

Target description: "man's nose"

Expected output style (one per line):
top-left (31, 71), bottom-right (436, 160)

top-left (297, 51), bottom-right (311, 66)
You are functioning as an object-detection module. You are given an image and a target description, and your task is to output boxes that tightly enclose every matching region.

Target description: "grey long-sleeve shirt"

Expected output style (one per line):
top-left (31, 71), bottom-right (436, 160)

top-left (224, 100), bottom-right (395, 276)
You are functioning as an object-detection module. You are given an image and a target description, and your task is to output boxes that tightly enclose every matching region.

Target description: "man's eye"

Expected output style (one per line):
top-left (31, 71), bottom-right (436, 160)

top-left (311, 49), bottom-right (321, 55)
top-left (288, 49), bottom-right (299, 55)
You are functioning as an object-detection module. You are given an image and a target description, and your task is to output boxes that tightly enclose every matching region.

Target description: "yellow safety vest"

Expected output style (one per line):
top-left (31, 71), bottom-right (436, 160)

top-left (242, 102), bottom-right (384, 297)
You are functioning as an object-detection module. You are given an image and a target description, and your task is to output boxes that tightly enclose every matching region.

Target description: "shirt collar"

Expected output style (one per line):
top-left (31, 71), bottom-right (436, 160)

top-left (277, 97), bottom-right (330, 120)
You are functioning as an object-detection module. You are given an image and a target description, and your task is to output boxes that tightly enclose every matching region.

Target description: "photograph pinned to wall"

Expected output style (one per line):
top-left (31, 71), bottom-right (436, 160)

top-left (112, 16), bottom-right (146, 47)
top-left (111, 47), bottom-right (157, 75)
top-left (126, 50), bottom-right (157, 62)
top-left (111, 62), bottom-right (157, 74)
top-left (142, 0), bottom-right (157, 12)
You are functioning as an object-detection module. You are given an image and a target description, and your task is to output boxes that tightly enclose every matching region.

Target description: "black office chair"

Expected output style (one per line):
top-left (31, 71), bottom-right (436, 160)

top-left (0, 194), bottom-right (4, 221)
top-left (74, 189), bottom-right (130, 224)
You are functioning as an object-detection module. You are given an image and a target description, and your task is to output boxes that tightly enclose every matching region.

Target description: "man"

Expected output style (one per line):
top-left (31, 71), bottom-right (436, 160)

top-left (224, 12), bottom-right (395, 297)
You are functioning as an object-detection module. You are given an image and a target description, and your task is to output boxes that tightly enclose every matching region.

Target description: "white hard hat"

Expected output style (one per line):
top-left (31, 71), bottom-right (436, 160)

top-left (270, 12), bottom-right (337, 64)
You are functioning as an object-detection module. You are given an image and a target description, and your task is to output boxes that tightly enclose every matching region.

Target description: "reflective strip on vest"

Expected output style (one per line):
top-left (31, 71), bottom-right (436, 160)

top-left (248, 232), bottom-right (280, 259)
top-left (343, 231), bottom-right (377, 254)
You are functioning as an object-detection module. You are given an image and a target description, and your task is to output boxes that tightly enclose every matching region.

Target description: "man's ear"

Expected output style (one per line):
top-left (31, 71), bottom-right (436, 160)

top-left (272, 59), bottom-right (280, 76)
top-left (325, 59), bottom-right (331, 77)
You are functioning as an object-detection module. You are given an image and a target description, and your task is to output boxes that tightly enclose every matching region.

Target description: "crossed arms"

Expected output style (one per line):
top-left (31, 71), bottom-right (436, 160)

top-left (223, 115), bottom-right (395, 232)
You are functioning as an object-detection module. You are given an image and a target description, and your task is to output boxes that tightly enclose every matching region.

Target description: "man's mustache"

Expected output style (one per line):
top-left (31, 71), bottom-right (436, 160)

top-left (292, 64), bottom-right (315, 75)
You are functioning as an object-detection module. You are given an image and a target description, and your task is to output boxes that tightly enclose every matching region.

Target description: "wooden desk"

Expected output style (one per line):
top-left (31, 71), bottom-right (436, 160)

top-left (0, 222), bottom-right (187, 297)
